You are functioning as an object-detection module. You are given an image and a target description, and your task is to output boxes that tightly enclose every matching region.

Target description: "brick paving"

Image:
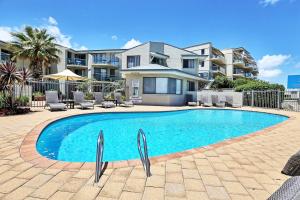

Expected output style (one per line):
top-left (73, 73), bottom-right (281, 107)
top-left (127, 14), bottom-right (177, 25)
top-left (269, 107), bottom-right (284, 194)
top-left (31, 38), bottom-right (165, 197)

top-left (0, 106), bottom-right (299, 200)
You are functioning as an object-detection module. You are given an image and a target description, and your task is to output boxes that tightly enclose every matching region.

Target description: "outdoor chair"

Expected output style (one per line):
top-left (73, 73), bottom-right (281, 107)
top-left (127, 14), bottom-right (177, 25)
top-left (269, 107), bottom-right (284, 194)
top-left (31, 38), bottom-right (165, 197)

top-left (94, 92), bottom-right (115, 108)
top-left (115, 92), bottom-right (134, 107)
top-left (45, 91), bottom-right (67, 111)
top-left (73, 91), bottom-right (94, 109)
top-left (212, 94), bottom-right (226, 107)
top-left (202, 94), bottom-right (213, 107)
top-left (225, 94), bottom-right (243, 108)
top-left (268, 176), bottom-right (300, 200)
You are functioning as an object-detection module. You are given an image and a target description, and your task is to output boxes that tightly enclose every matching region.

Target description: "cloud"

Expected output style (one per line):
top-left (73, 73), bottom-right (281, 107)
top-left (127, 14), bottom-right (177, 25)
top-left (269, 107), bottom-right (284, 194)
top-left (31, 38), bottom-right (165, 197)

top-left (294, 62), bottom-right (300, 68)
top-left (48, 16), bottom-right (58, 26)
top-left (0, 16), bottom-right (87, 50)
top-left (260, 0), bottom-right (280, 6)
top-left (111, 35), bottom-right (118, 41)
top-left (0, 27), bottom-right (14, 42)
top-left (122, 38), bottom-right (142, 49)
top-left (258, 54), bottom-right (291, 78)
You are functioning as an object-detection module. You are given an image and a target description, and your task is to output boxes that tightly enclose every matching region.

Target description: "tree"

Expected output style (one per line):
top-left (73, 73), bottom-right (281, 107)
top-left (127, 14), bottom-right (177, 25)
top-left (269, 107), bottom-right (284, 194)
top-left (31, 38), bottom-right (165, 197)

top-left (9, 26), bottom-right (61, 79)
top-left (211, 75), bottom-right (234, 89)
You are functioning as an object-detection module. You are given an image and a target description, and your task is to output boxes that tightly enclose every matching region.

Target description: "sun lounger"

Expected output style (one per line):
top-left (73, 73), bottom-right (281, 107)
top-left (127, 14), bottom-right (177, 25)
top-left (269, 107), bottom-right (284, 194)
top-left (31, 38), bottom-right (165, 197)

top-left (73, 91), bottom-right (94, 109)
top-left (45, 91), bottom-right (66, 111)
top-left (115, 92), bottom-right (134, 107)
top-left (94, 92), bottom-right (116, 108)
top-left (268, 176), bottom-right (300, 200)
top-left (188, 102), bottom-right (197, 106)
top-left (202, 94), bottom-right (213, 107)
top-left (225, 94), bottom-right (242, 108)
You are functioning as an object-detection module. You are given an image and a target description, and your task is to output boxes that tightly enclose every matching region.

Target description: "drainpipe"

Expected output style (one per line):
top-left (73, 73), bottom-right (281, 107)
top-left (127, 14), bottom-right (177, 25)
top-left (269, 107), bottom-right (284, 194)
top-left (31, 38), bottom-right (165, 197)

top-left (251, 90), bottom-right (254, 107)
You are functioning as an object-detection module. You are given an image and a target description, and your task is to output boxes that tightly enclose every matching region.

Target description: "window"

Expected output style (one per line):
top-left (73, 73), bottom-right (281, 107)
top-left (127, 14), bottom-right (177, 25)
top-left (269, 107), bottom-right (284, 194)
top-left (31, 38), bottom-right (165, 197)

top-left (187, 81), bottom-right (195, 91)
top-left (151, 57), bottom-right (167, 66)
top-left (201, 61), bottom-right (205, 67)
top-left (127, 56), bottom-right (140, 68)
top-left (183, 59), bottom-right (195, 68)
top-left (94, 68), bottom-right (107, 81)
top-left (201, 49), bottom-right (205, 55)
top-left (143, 78), bottom-right (182, 94)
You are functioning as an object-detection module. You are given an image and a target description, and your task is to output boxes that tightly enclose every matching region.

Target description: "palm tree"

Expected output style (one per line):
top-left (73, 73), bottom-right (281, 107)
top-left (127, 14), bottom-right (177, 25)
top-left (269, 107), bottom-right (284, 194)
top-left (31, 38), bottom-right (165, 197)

top-left (9, 26), bottom-right (61, 79)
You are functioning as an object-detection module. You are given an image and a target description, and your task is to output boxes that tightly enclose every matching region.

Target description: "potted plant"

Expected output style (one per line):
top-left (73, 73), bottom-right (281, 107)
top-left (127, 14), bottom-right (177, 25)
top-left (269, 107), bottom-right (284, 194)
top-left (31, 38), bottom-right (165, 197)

top-left (33, 92), bottom-right (45, 101)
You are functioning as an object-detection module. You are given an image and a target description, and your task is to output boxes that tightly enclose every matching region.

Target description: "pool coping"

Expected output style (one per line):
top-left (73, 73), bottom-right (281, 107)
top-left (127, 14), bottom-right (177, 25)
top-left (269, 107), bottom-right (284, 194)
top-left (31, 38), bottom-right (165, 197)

top-left (19, 107), bottom-right (294, 170)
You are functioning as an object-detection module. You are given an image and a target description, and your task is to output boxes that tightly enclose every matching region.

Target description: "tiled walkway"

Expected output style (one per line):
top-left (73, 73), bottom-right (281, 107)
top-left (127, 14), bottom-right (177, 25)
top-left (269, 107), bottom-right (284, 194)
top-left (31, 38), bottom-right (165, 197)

top-left (0, 106), bottom-right (299, 200)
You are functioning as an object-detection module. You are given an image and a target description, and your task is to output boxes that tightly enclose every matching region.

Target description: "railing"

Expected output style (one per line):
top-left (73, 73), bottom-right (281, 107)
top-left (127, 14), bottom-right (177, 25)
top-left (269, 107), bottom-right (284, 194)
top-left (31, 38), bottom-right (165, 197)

top-left (211, 65), bottom-right (226, 74)
top-left (12, 80), bottom-right (125, 108)
top-left (93, 58), bottom-right (119, 66)
top-left (243, 90), bottom-right (300, 112)
top-left (233, 68), bottom-right (244, 75)
top-left (94, 75), bottom-right (119, 82)
top-left (233, 59), bottom-right (244, 64)
top-left (211, 54), bottom-right (224, 60)
top-left (0, 52), bottom-right (11, 62)
top-left (67, 58), bottom-right (87, 66)
top-left (137, 129), bottom-right (151, 177)
top-left (95, 130), bottom-right (104, 183)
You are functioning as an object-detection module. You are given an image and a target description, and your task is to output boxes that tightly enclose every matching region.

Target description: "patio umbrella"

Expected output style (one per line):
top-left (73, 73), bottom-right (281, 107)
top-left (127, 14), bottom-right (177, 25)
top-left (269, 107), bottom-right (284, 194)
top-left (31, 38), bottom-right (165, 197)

top-left (43, 69), bottom-right (86, 81)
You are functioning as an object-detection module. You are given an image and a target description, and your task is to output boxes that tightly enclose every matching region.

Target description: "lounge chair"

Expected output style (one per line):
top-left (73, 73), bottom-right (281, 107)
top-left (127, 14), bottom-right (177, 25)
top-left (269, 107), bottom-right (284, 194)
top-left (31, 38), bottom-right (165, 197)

top-left (115, 92), bottom-right (134, 107)
top-left (45, 91), bottom-right (66, 111)
top-left (268, 176), bottom-right (300, 200)
top-left (73, 91), bottom-right (94, 109)
top-left (94, 92), bottom-right (115, 108)
top-left (188, 102), bottom-right (197, 106)
top-left (225, 94), bottom-right (242, 108)
top-left (202, 94), bottom-right (213, 107)
top-left (212, 94), bottom-right (226, 107)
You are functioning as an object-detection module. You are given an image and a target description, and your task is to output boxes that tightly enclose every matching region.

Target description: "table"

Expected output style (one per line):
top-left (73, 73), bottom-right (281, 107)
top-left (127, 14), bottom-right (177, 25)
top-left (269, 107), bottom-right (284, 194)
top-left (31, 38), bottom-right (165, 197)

top-left (60, 99), bottom-right (75, 109)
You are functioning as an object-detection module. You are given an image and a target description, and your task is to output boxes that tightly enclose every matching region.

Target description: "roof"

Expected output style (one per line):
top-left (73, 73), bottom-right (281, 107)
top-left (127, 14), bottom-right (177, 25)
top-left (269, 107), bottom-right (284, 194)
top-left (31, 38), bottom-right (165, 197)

top-left (184, 42), bottom-right (212, 49)
top-left (121, 64), bottom-right (208, 82)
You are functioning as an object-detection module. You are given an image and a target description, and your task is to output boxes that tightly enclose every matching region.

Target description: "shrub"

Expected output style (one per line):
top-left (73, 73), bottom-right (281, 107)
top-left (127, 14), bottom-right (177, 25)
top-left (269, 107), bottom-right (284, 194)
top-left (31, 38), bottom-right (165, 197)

top-left (211, 75), bottom-right (234, 89)
top-left (84, 92), bottom-right (94, 100)
top-left (0, 92), bottom-right (6, 109)
top-left (16, 96), bottom-right (29, 106)
top-left (234, 78), bottom-right (285, 92)
top-left (33, 92), bottom-right (44, 97)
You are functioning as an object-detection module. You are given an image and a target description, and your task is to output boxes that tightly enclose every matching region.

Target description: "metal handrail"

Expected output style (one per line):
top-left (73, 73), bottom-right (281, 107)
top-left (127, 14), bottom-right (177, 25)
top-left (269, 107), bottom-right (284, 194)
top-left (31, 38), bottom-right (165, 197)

top-left (95, 130), bottom-right (104, 183)
top-left (137, 129), bottom-right (151, 177)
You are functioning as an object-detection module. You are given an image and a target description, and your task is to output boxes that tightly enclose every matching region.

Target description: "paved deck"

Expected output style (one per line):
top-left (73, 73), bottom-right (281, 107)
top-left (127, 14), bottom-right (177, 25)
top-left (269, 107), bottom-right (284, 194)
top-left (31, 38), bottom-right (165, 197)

top-left (0, 106), bottom-right (299, 200)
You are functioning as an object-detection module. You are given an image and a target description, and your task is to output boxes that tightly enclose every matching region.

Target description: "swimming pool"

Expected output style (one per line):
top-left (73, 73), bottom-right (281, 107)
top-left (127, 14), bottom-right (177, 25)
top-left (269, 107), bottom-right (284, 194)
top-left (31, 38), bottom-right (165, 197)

top-left (36, 109), bottom-right (288, 162)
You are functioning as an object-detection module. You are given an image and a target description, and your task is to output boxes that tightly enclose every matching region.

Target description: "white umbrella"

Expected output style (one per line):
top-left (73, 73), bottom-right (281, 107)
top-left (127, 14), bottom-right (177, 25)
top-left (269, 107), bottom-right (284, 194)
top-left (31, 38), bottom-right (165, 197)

top-left (43, 69), bottom-right (86, 81)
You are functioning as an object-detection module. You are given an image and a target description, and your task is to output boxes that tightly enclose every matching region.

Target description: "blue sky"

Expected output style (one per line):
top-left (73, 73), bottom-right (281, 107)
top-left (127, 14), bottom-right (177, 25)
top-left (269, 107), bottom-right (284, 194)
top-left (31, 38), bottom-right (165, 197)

top-left (0, 0), bottom-right (299, 86)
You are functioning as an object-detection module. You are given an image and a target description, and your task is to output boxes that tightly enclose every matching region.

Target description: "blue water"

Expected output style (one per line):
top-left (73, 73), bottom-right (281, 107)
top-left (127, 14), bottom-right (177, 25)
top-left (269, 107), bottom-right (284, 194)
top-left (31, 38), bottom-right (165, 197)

top-left (36, 109), bottom-right (288, 162)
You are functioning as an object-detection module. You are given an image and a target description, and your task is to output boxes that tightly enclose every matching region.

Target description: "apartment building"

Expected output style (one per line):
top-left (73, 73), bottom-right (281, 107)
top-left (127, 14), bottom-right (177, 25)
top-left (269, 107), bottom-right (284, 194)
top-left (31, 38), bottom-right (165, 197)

top-left (121, 42), bottom-right (208, 105)
top-left (185, 42), bottom-right (226, 80)
top-left (185, 43), bottom-right (258, 80)
top-left (222, 47), bottom-right (258, 79)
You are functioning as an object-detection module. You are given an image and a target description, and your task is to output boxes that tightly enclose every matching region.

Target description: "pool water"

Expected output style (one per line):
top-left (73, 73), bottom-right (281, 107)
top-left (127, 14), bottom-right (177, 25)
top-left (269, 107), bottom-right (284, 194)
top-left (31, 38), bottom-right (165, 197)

top-left (36, 109), bottom-right (288, 162)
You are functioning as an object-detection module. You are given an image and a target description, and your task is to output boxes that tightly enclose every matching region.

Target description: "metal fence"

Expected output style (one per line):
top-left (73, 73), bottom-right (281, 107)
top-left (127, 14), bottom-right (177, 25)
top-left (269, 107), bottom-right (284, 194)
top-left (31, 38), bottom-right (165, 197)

top-left (13, 80), bottom-right (125, 108)
top-left (243, 90), bottom-right (300, 112)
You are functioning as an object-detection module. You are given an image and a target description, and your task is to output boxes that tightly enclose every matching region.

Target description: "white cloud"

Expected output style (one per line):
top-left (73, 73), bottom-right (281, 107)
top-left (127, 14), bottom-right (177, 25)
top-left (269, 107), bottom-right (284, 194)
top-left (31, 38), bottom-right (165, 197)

top-left (122, 38), bottom-right (142, 49)
top-left (0, 27), bottom-right (14, 41)
top-left (111, 35), bottom-right (118, 41)
top-left (258, 54), bottom-right (290, 78)
top-left (294, 62), bottom-right (300, 68)
top-left (48, 16), bottom-right (58, 26)
top-left (260, 0), bottom-right (280, 6)
top-left (0, 16), bottom-right (87, 50)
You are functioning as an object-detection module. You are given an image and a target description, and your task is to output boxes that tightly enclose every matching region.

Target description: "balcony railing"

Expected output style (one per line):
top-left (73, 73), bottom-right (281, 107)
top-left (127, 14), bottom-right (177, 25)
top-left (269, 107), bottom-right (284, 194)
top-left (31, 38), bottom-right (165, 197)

top-left (212, 65), bottom-right (226, 74)
top-left (211, 54), bottom-right (224, 60)
top-left (233, 59), bottom-right (244, 64)
top-left (233, 68), bottom-right (244, 75)
top-left (1, 52), bottom-right (11, 62)
top-left (93, 58), bottom-right (120, 66)
top-left (67, 58), bottom-right (86, 66)
top-left (94, 75), bottom-right (120, 81)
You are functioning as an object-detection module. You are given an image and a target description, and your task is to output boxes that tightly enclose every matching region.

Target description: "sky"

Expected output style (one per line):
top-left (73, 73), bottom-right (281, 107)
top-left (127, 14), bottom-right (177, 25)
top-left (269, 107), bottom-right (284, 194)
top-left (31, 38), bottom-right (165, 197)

top-left (0, 0), bottom-right (299, 86)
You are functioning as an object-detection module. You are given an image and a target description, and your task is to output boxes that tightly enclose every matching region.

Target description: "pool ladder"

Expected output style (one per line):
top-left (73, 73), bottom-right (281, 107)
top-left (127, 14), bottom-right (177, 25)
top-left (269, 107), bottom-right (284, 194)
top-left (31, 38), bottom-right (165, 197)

top-left (95, 130), bottom-right (104, 183)
top-left (137, 129), bottom-right (151, 177)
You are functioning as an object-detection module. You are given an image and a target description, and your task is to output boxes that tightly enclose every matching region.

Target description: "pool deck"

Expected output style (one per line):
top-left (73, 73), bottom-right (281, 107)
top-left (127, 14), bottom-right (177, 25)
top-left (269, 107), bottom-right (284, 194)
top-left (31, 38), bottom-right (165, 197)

top-left (0, 106), bottom-right (299, 200)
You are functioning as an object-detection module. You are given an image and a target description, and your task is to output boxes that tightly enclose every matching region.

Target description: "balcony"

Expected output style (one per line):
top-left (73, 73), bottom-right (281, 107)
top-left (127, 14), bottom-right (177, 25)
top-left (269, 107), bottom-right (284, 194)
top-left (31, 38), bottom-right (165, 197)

top-left (0, 52), bottom-right (11, 62)
top-left (233, 59), bottom-right (245, 68)
top-left (94, 75), bottom-right (120, 82)
top-left (210, 54), bottom-right (225, 65)
top-left (211, 65), bottom-right (226, 75)
top-left (93, 57), bottom-right (120, 67)
top-left (67, 58), bottom-right (87, 66)
top-left (233, 68), bottom-right (245, 77)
